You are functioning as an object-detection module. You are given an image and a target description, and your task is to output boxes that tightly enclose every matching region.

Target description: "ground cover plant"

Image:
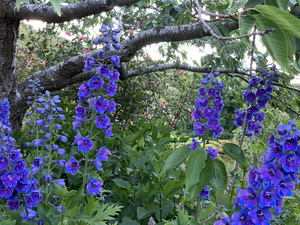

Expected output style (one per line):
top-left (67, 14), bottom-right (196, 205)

top-left (1, 0), bottom-right (300, 224)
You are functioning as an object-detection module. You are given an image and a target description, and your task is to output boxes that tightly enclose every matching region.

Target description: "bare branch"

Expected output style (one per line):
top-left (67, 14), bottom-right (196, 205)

top-left (13, 0), bottom-right (140, 23)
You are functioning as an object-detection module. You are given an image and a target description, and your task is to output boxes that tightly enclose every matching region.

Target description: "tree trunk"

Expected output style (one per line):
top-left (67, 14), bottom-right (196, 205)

top-left (0, 0), bottom-right (22, 131)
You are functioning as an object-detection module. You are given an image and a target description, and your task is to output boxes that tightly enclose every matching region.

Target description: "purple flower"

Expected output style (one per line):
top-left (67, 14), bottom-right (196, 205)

top-left (1, 171), bottom-right (20, 187)
top-left (248, 78), bottom-right (260, 88)
top-left (201, 78), bottom-right (209, 85)
top-left (207, 118), bottom-right (219, 130)
top-left (232, 208), bottom-right (253, 225)
top-left (248, 166), bottom-right (260, 188)
top-left (275, 176), bottom-right (295, 197)
top-left (75, 105), bottom-right (88, 119)
top-left (107, 100), bottom-right (116, 113)
top-left (95, 97), bottom-right (108, 114)
top-left (250, 207), bottom-right (273, 225)
top-left (213, 125), bottom-right (223, 137)
top-left (283, 138), bottom-right (297, 151)
top-left (97, 147), bottom-right (110, 161)
top-left (214, 216), bottom-right (232, 225)
top-left (193, 107), bottom-right (202, 120)
top-left (14, 160), bottom-right (26, 173)
top-left (206, 147), bottom-right (218, 160)
top-left (20, 208), bottom-right (38, 221)
top-left (254, 111), bottom-right (265, 123)
top-left (73, 116), bottom-right (89, 129)
top-left (108, 55), bottom-right (120, 67)
top-left (214, 96), bottom-right (222, 105)
top-left (194, 122), bottom-right (206, 136)
top-left (199, 185), bottom-right (210, 198)
top-left (89, 76), bottom-right (104, 89)
top-left (279, 153), bottom-right (300, 173)
top-left (260, 162), bottom-right (283, 184)
top-left (190, 138), bottom-right (199, 151)
top-left (7, 199), bottom-right (20, 211)
top-left (239, 187), bottom-right (259, 209)
top-left (198, 87), bottom-right (207, 96)
top-left (202, 107), bottom-right (215, 118)
top-left (0, 182), bottom-right (14, 198)
top-left (260, 184), bottom-right (279, 207)
top-left (208, 87), bottom-right (216, 96)
top-left (33, 157), bottom-right (43, 168)
top-left (32, 139), bottom-right (42, 147)
top-left (277, 124), bottom-right (290, 135)
top-left (109, 70), bottom-right (120, 82)
top-left (97, 65), bottom-right (110, 78)
top-left (78, 82), bottom-right (91, 97)
top-left (83, 57), bottom-right (96, 71)
top-left (195, 97), bottom-right (208, 108)
top-left (95, 115), bottom-right (110, 128)
top-left (30, 189), bottom-right (42, 203)
top-left (78, 136), bottom-right (93, 153)
top-left (243, 90), bottom-right (256, 103)
top-left (65, 157), bottom-right (80, 175)
top-left (256, 88), bottom-right (267, 97)
top-left (105, 82), bottom-right (117, 96)
top-left (103, 123), bottom-right (113, 138)
top-left (45, 175), bottom-right (52, 183)
top-left (275, 198), bottom-right (283, 215)
top-left (0, 156), bottom-right (8, 169)
top-left (257, 94), bottom-right (269, 108)
top-left (53, 179), bottom-right (65, 188)
top-left (93, 159), bottom-right (103, 171)
top-left (87, 178), bottom-right (103, 195)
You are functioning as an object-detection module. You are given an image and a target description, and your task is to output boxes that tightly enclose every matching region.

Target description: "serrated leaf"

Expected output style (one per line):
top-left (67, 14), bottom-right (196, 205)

top-left (91, 204), bottom-right (122, 222)
top-left (210, 159), bottom-right (227, 193)
top-left (162, 145), bottom-right (192, 172)
top-left (113, 178), bottom-right (131, 189)
top-left (50, 0), bottom-right (62, 17)
top-left (254, 5), bottom-right (300, 39)
top-left (185, 149), bottom-right (207, 192)
top-left (254, 15), bottom-right (293, 71)
top-left (65, 188), bottom-right (83, 209)
top-left (239, 15), bottom-right (256, 35)
top-left (163, 180), bottom-right (185, 196)
top-left (84, 196), bottom-right (99, 216)
top-left (222, 143), bottom-right (247, 165)
top-left (189, 157), bottom-right (213, 200)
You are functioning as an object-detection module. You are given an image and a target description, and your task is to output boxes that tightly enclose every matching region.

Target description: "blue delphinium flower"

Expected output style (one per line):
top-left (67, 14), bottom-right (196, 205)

top-left (86, 178), bottom-right (103, 195)
top-left (199, 185), bottom-right (210, 199)
top-left (190, 138), bottom-right (199, 151)
top-left (78, 136), bottom-right (93, 153)
top-left (65, 157), bottom-right (80, 175)
top-left (206, 147), bottom-right (218, 160)
top-left (232, 208), bottom-right (253, 225)
top-left (214, 216), bottom-right (232, 225)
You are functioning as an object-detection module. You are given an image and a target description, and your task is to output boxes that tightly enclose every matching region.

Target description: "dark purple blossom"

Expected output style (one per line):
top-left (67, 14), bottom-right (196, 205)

top-left (275, 176), bottom-right (295, 197)
top-left (95, 97), bottom-right (108, 114)
top-left (279, 153), bottom-right (300, 173)
top-left (198, 87), bottom-right (207, 96)
top-left (97, 147), bottom-right (110, 161)
top-left (232, 208), bottom-right (253, 225)
top-left (97, 65), bottom-right (110, 78)
top-left (108, 55), bottom-right (120, 67)
top-left (203, 107), bottom-right (215, 118)
top-left (78, 82), bottom-right (91, 97)
top-left (53, 179), bottom-right (65, 188)
top-left (283, 138), bottom-right (297, 151)
top-left (89, 76), bottom-right (104, 89)
top-left (109, 70), bottom-right (120, 82)
top-left (199, 185), bottom-right (210, 199)
top-left (7, 199), bottom-right (20, 211)
top-left (193, 107), bottom-right (202, 120)
top-left (214, 216), bottom-right (232, 225)
top-left (87, 178), bottom-right (103, 195)
top-left (213, 125), bottom-right (223, 137)
top-left (260, 184), bottom-right (279, 207)
top-left (250, 207), bottom-right (273, 225)
top-left (190, 138), bottom-right (199, 151)
top-left (194, 122), bottom-right (206, 136)
top-left (14, 160), bottom-right (26, 173)
top-left (195, 97), bottom-right (208, 108)
top-left (105, 82), bottom-right (117, 96)
top-left (0, 156), bottom-right (8, 169)
top-left (248, 166), bottom-right (260, 188)
top-left (243, 90), bottom-right (256, 103)
top-left (107, 100), bottom-right (116, 113)
top-left (260, 162), bottom-right (283, 184)
top-left (1, 171), bottom-right (20, 187)
top-left (207, 118), bottom-right (219, 130)
top-left (201, 78), bottom-right (209, 85)
top-left (78, 136), bottom-right (93, 153)
top-left (95, 115), bottom-right (110, 128)
top-left (103, 123), bottom-right (113, 138)
top-left (206, 147), bottom-right (218, 160)
top-left (65, 157), bottom-right (80, 175)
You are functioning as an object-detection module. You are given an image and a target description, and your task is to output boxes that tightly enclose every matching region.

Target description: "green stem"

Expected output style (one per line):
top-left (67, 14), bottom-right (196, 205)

top-left (45, 125), bottom-right (53, 203)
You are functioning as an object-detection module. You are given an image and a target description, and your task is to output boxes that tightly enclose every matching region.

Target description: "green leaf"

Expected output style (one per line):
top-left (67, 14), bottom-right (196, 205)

top-left (163, 180), bottom-right (185, 196)
top-left (84, 196), bottom-right (99, 216)
top-left (228, 0), bottom-right (247, 14)
top-left (16, 0), bottom-right (28, 11)
top-left (91, 204), bottom-right (122, 222)
top-left (294, 191), bottom-right (300, 204)
top-left (138, 137), bottom-right (145, 148)
top-left (254, 15), bottom-right (293, 71)
top-left (222, 143), bottom-right (247, 165)
top-left (189, 157), bottom-right (213, 200)
top-left (185, 149), bottom-right (207, 192)
top-left (65, 188), bottom-right (84, 209)
top-left (50, 0), bottom-right (62, 17)
top-left (239, 15), bottom-right (256, 35)
top-left (162, 145), bottom-right (192, 172)
top-left (254, 5), bottom-right (300, 39)
top-left (210, 159), bottom-right (227, 193)
top-left (113, 178), bottom-right (131, 189)
top-left (137, 207), bottom-right (150, 220)
top-left (275, 0), bottom-right (288, 11)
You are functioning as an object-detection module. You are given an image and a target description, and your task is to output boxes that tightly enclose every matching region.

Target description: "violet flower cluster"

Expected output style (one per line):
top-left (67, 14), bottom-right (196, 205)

top-left (191, 72), bottom-right (224, 151)
top-left (214, 120), bottom-right (300, 225)
top-left (72, 23), bottom-right (121, 196)
top-left (0, 99), bottom-right (44, 222)
top-left (234, 65), bottom-right (280, 138)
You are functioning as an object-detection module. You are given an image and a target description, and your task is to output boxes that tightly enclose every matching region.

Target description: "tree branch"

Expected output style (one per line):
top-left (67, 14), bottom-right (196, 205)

top-left (13, 0), bottom-right (140, 23)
